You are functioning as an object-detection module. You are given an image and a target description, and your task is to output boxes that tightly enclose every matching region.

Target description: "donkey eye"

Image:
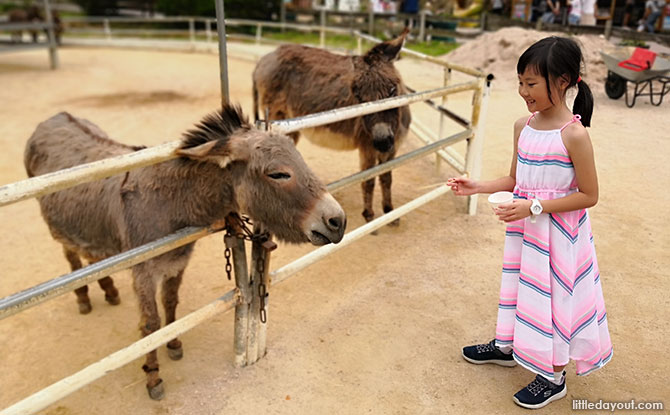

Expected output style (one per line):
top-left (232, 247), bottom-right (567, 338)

top-left (267, 172), bottom-right (291, 180)
top-left (389, 87), bottom-right (397, 96)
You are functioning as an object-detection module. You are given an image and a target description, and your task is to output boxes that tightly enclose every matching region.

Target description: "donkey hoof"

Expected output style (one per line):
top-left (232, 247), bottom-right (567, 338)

top-left (78, 302), bottom-right (92, 314)
top-left (147, 380), bottom-right (165, 400)
top-left (105, 295), bottom-right (121, 306)
top-left (167, 346), bottom-right (183, 361)
top-left (388, 218), bottom-right (400, 227)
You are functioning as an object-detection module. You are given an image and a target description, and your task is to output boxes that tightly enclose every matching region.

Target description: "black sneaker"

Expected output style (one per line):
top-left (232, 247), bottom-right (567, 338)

top-left (461, 339), bottom-right (517, 367)
top-left (513, 372), bottom-right (567, 409)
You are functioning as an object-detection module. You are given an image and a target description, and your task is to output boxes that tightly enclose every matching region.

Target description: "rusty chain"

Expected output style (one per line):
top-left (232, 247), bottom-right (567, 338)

top-left (223, 213), bottom-right (272, 324)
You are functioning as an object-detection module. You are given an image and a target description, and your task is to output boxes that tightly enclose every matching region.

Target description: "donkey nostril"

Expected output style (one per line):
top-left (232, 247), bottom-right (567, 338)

top-left (327, 216), bottom-right (342, 230)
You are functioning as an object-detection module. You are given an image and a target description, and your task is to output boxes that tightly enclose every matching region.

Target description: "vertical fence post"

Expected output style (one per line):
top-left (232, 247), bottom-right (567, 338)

top-left (230, 235), bottom-right (250, 367)
top-left (436, 67), bottom-right (451, 172)
top-left (368, 1), bottom-right (374, 34)
top-left (43, 0), bottom-right (59, 69)
top-left (206, 19), bottom-right (212, 43)
top-left (255, 23), bottom-right (262, 45)
top-left (357, 34), bottom-right (362, 55)
top-left (103, 18), bottom-right (111, 41)
top-left (280, 0), bottom-right (286, 33)
top-left (419, 9), bottom-right (426, 42)
top-left (214, 0), bottom-right (230, 106)
top-left (320, 9), bottom-right (326, 48)
top-left (465, 75), bottom-right (492, 215)
top-left (189, 18), bottom-right (195, 44)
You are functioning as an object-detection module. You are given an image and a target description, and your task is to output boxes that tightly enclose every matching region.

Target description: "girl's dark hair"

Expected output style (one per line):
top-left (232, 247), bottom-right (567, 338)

top-left (517, 36), bottom-right (594, 127)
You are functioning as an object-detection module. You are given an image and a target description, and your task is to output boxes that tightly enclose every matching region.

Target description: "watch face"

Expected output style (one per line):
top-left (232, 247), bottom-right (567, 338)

top-left (532, 205), bottom-right (541, 214)
top-left (531, 201), bottom-right (542, 215)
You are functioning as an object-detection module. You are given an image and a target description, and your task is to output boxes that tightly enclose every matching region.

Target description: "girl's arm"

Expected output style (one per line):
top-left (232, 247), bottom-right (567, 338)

top-left (496, 124), bottom-right (598, 222)
top-left (447, 116), bottom-right (525, 195)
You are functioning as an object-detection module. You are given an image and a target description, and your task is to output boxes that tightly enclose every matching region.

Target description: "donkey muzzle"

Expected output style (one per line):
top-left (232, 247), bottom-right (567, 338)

top-left (306, 193), bottom-right (346, 245)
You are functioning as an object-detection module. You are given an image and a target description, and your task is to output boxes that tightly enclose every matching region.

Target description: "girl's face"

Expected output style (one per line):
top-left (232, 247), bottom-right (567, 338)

top-left (518, 68), bottom-right (558, 113)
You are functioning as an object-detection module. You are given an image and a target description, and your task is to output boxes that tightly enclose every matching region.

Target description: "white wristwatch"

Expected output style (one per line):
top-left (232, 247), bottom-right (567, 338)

top-left (530, 199), bottom-right (543, 223)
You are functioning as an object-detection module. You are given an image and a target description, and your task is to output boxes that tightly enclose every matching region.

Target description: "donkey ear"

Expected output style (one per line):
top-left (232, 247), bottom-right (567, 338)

top-left (175, 136), bottom-right (250, 168)
top-left (364, 27), bottom-right (408, 64)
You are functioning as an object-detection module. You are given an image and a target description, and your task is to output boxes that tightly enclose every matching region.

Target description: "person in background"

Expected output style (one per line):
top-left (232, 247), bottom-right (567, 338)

top-left (581, 0), bottom-right (597, 24)
top-left (541, 0), bottom-right (561, 22)
top-left (638, 0), bottom-right (665, 32)
top-left (568, 0), bottom-right (582, 24)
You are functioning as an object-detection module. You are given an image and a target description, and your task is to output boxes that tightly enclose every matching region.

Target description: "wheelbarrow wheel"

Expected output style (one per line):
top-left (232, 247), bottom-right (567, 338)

top-left (605, 72), bottom-right (626, 99)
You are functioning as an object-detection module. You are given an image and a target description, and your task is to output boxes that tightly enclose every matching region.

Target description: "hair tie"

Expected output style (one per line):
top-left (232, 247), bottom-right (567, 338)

top-left (577, 76), bottom-right (582, 83)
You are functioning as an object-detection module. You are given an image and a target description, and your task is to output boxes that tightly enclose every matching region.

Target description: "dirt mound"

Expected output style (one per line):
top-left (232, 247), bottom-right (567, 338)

top-left (444, 27), bottom-right (612, 87)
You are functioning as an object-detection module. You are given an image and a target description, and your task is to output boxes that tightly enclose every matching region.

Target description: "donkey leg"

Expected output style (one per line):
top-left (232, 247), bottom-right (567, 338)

top-left (63, 247), bottom-right (92, 314)
top-left (97, 276), bottom-right (121, 306)
top-left (133, 268), bottom-right (164, 400)
top-left (162, 271), bottom-right (184, 361)
top-left (378, 153), bottom-right (399, 226)
top-left (360, 150), bottom-right (377, 223)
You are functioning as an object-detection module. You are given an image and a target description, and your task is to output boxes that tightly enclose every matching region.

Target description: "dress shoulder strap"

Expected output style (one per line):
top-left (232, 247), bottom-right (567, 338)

top-left (526, 112), bottom-right (537, 126)
top-left (560, 114), bottom-right (582, 132)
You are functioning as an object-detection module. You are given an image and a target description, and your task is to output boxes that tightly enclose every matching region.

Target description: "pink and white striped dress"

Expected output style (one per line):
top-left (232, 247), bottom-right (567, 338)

top-left (495, 113), bottom-right (613, 380)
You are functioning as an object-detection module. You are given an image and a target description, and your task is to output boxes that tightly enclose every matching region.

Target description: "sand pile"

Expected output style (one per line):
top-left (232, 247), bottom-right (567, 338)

top-left (444, 27), bottom-right (613, 87)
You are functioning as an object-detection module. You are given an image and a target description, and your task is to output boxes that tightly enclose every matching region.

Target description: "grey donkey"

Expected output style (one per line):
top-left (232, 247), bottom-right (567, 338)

top-left (24, 104), bottom-right (346, 399)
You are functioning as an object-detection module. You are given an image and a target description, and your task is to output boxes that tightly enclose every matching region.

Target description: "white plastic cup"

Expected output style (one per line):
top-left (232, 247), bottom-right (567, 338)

top-left (488, 191), bottom-right (514, 208)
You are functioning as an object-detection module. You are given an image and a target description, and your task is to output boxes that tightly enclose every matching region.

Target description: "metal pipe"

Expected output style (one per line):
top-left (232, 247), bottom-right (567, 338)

top-left (327, 129), bottom-right (471, 192)
top-left (214, 0), bottom-right (230, 105)
top-left (271, 81), bottom-right (479, 134)
top-left (0, 225), bottom-right (222, 320)
top-left (271, 184), bottom-right (452, 285)
top-left (405, 84), bottom-right (469, 128)
top-left (0, 141), bottom-right (181, 208)
top-left (353, 31), bottom-right (485, 78)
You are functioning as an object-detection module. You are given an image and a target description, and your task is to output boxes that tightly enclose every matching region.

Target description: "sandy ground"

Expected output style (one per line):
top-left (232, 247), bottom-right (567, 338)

top-left (0, 37), bottom-right (668, 415)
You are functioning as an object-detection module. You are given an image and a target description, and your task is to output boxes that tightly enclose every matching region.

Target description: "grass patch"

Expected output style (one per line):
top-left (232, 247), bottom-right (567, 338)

top-left (405, 40), bottom-right (459, 56)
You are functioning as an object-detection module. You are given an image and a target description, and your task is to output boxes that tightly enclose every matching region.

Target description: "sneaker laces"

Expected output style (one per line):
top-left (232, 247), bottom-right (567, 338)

top-left (475, 340), bottom-right (497, 353)
top-left (527, 375), bottom-right (552, 396)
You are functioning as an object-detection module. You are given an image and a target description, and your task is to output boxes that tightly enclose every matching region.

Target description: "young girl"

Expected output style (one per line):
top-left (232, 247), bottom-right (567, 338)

top-left (447, 37), bottom-right (612, 409)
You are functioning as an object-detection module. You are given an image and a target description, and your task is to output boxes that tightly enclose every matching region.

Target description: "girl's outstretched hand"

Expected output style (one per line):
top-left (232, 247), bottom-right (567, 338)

top-left (446, 176), bottom-right (479, 196)
top-left (495, 199), bottom-right (532, 222)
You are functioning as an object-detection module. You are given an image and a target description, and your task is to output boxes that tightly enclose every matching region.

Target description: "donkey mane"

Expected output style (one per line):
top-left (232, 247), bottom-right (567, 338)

top-left (180, 105), bottom-right (250, 151)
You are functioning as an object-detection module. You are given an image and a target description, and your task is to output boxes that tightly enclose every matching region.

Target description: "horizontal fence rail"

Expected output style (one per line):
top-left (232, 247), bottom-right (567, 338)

top-left (0, 224), bottom-right (223, 320)
top-left (0, 83), bottom-right (475, 208)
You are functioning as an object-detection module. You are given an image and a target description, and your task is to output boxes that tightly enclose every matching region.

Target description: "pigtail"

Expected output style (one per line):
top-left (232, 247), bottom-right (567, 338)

top-left (573, 80), bottom-right (593, 127)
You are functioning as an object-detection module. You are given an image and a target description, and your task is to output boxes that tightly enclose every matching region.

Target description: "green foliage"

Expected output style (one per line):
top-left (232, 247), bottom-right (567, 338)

top-left (72, 0), bottom-right (119, 15)
top-left (405, 40), bottom-right (459, 56)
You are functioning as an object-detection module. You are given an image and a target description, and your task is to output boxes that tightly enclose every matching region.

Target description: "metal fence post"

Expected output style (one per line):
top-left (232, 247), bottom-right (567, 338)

top-left (43, 0), bottom-right (59, 69)
top-left (255, 22), bottom-right (262, 45)
top-left (103, 18), bottom-right (111, 41)
top-left (214, 0), bottom-right (230, 106)
top-left (419, 10), bottom-right (426, 42)
top-left (436, 67), bottom-right (451, 172)
top-left (368, 1), bottom-right (374, 34)
top-left (320, 9), bottom-right (326, 48)
top-left (206, 18), bottom-right (212, 43)
top-left (188, 18), bottom-right (195, 44)
top-left (465, 76), bottom-right (492, 215)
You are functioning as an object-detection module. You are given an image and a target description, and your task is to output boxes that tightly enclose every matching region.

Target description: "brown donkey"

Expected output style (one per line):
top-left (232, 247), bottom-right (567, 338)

top-left (253, 30), bottom-right (412, 224)
top-left (24, 105), bottom-right (346, 400)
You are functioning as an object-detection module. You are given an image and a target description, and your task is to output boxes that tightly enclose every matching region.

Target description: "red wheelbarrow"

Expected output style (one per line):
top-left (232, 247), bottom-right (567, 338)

top-left (600, 47), bottom-right (670, 108)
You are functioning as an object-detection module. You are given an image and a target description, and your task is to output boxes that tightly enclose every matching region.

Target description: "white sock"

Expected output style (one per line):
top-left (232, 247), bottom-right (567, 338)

top-left (549, 370), bottom-right (565, 385)
top-left (498, 344), bottom-right (513, 355)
